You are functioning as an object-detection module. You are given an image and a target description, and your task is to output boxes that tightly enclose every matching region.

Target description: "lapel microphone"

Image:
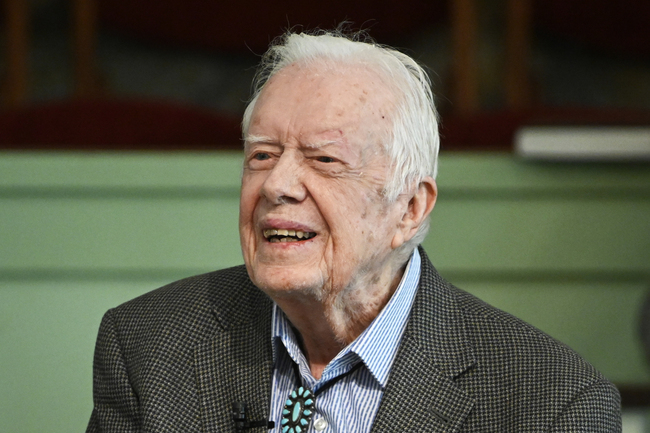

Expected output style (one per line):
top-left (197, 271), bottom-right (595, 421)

top-left (232, 402), bottom-right (275, 430)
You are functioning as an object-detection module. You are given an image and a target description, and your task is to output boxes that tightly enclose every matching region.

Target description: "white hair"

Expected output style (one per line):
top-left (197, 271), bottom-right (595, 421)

top-left (242, 29), bottom-right (439, 252)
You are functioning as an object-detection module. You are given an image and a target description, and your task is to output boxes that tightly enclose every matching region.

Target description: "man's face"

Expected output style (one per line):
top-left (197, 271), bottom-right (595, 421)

top-left (239, 63), bottom-right (408, 301)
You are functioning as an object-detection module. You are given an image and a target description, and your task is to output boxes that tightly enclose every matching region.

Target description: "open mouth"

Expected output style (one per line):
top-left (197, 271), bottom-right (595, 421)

top-left (263, 229), bottom-right (317, 243)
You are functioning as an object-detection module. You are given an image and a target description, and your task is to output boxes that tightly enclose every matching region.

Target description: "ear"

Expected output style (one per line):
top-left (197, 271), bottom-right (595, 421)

top-left (391, 177), bottom-right (437, 249)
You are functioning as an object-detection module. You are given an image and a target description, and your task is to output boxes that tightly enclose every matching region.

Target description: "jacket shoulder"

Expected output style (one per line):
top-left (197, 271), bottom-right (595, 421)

top-left (451, 282), bottom-right (605, 379)
top-left (450, 283), bottom-right (620, 428)
top-left (104, 265), bottom-right (270, 352)
top-left (414, 248), bottom-right (619, 428)
top-left (112, 265), bottom-right (265, 323)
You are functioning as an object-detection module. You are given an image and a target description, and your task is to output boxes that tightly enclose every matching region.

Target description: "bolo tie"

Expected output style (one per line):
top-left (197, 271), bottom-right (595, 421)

top-left (280, 361), bottom-right (363, 433)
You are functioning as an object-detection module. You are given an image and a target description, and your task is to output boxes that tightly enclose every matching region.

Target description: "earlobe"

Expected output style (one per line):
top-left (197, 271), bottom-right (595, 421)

top-left (391, 178), bottom-right (437, 249)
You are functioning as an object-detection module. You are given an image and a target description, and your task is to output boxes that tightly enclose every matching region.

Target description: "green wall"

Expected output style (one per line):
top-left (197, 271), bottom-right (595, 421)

top-left (1, 152), bottom-right (649, 432)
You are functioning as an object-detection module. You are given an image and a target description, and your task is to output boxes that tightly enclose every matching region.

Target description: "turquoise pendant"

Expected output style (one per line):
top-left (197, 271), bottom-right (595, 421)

top-left (280, 386), bottom-right (315, 433)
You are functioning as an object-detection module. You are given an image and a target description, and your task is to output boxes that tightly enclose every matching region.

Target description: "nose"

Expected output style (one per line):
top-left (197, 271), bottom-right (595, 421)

top-left (260, 152), bottom-right (307, 204)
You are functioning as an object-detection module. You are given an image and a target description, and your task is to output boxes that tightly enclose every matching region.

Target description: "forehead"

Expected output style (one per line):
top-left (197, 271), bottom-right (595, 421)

top-left (248, 62), bottom-right (395, 145)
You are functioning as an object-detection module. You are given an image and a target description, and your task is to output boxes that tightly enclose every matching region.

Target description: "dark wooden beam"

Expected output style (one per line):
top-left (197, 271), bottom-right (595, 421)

top-left (2, 0), bottom-right (30, 107)
top-left (450, 0), bottom-right (479, 115)
top-left (71, 0), bottom-right (102, 97)
top-left (505, 0), bottom-right (533, 109)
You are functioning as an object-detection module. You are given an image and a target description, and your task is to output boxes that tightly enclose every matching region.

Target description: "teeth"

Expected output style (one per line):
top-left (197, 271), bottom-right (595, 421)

top-left (263, 229), bottom-right (278, 238)
top-left (263, 228), bottom-right (316, 241)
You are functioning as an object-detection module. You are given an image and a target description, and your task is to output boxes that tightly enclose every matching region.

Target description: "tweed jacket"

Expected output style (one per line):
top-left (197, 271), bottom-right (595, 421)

top-left (87, 248), bottom-right (621, 432)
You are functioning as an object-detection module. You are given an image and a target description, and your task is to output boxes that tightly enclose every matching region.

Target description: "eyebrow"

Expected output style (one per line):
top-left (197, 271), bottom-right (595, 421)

top-left (244, 134), bottom-right (343, 149)
top-left (244, 134), bottom-right (275, 145)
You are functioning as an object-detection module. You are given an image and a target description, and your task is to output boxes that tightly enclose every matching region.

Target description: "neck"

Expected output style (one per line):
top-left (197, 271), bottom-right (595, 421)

top-left (274, 296), bottom-right (342, 379)
top-left (274, 262), bottom-right (406, 379)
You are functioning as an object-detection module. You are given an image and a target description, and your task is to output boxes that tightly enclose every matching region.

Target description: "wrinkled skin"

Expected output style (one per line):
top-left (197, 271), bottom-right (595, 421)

top-left (239, 62), bottom-right (435, 372)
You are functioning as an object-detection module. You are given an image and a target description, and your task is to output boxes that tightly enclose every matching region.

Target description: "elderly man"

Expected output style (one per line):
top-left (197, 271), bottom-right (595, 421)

top-left (87, 31), bottom-right (621, 432)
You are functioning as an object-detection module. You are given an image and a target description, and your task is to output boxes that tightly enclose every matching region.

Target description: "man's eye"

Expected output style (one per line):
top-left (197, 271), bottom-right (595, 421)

top-left (317, 156), bottom-right (335, 163)
top-left (253, 153), bottom-right (271, 161)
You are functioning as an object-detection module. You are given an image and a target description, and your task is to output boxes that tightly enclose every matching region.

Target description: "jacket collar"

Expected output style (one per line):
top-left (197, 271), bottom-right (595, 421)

top-left (371, 247), bottom-right (476, 432)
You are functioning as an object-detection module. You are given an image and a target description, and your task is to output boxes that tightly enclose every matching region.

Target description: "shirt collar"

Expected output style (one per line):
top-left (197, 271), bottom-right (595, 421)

top-left (271, 249), bottom-right (422, 388)
top-left (348, 248), bottom-right (421, 386)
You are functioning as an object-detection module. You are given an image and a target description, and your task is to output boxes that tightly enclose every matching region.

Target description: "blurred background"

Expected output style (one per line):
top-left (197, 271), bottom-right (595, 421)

top-left (0, 0), bottom-right (649, 431)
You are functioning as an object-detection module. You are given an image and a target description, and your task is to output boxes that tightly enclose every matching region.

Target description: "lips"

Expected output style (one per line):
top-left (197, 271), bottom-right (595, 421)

top-left (263, 228), bottom-right (317, 243)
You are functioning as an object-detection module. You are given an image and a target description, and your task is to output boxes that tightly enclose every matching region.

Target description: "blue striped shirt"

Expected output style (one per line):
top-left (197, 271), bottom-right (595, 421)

top-left (269, 249), bottom-right (421, 433)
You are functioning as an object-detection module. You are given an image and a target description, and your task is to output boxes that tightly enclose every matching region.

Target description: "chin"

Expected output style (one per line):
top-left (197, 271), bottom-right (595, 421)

top-left (250, 266), bottom-right (327, 301)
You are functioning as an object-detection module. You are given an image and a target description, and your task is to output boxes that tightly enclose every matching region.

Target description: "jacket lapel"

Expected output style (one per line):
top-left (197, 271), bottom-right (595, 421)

top-left (194, 271), bottom-right (274, 432)
top-left (371, 248), bottom-right (476, 432)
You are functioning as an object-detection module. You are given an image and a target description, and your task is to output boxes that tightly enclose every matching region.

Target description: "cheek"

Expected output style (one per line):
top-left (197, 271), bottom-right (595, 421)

top-left (239, 196), bottom-right (260, 243)
top-left (324, 193), bottom-right (376, 246)
top-left (240, 175), bottom-right (262, 217)
top-left (238, 194), bottom-right (253, 227)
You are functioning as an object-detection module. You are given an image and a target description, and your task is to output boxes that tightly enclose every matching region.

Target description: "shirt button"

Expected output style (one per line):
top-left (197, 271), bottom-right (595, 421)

top-left (313, 417), bottom-right (328, 431)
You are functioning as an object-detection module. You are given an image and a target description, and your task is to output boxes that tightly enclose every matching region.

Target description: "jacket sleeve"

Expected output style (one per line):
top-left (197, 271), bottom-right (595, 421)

top-left (86, 309), bottom-right (141, 433)
top-left (550, 379), bottom-right (622, 433)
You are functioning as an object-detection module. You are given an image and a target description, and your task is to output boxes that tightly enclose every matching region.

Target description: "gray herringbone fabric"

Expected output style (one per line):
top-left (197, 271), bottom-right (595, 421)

top-left (87, 247), bottom-right (621, 432)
